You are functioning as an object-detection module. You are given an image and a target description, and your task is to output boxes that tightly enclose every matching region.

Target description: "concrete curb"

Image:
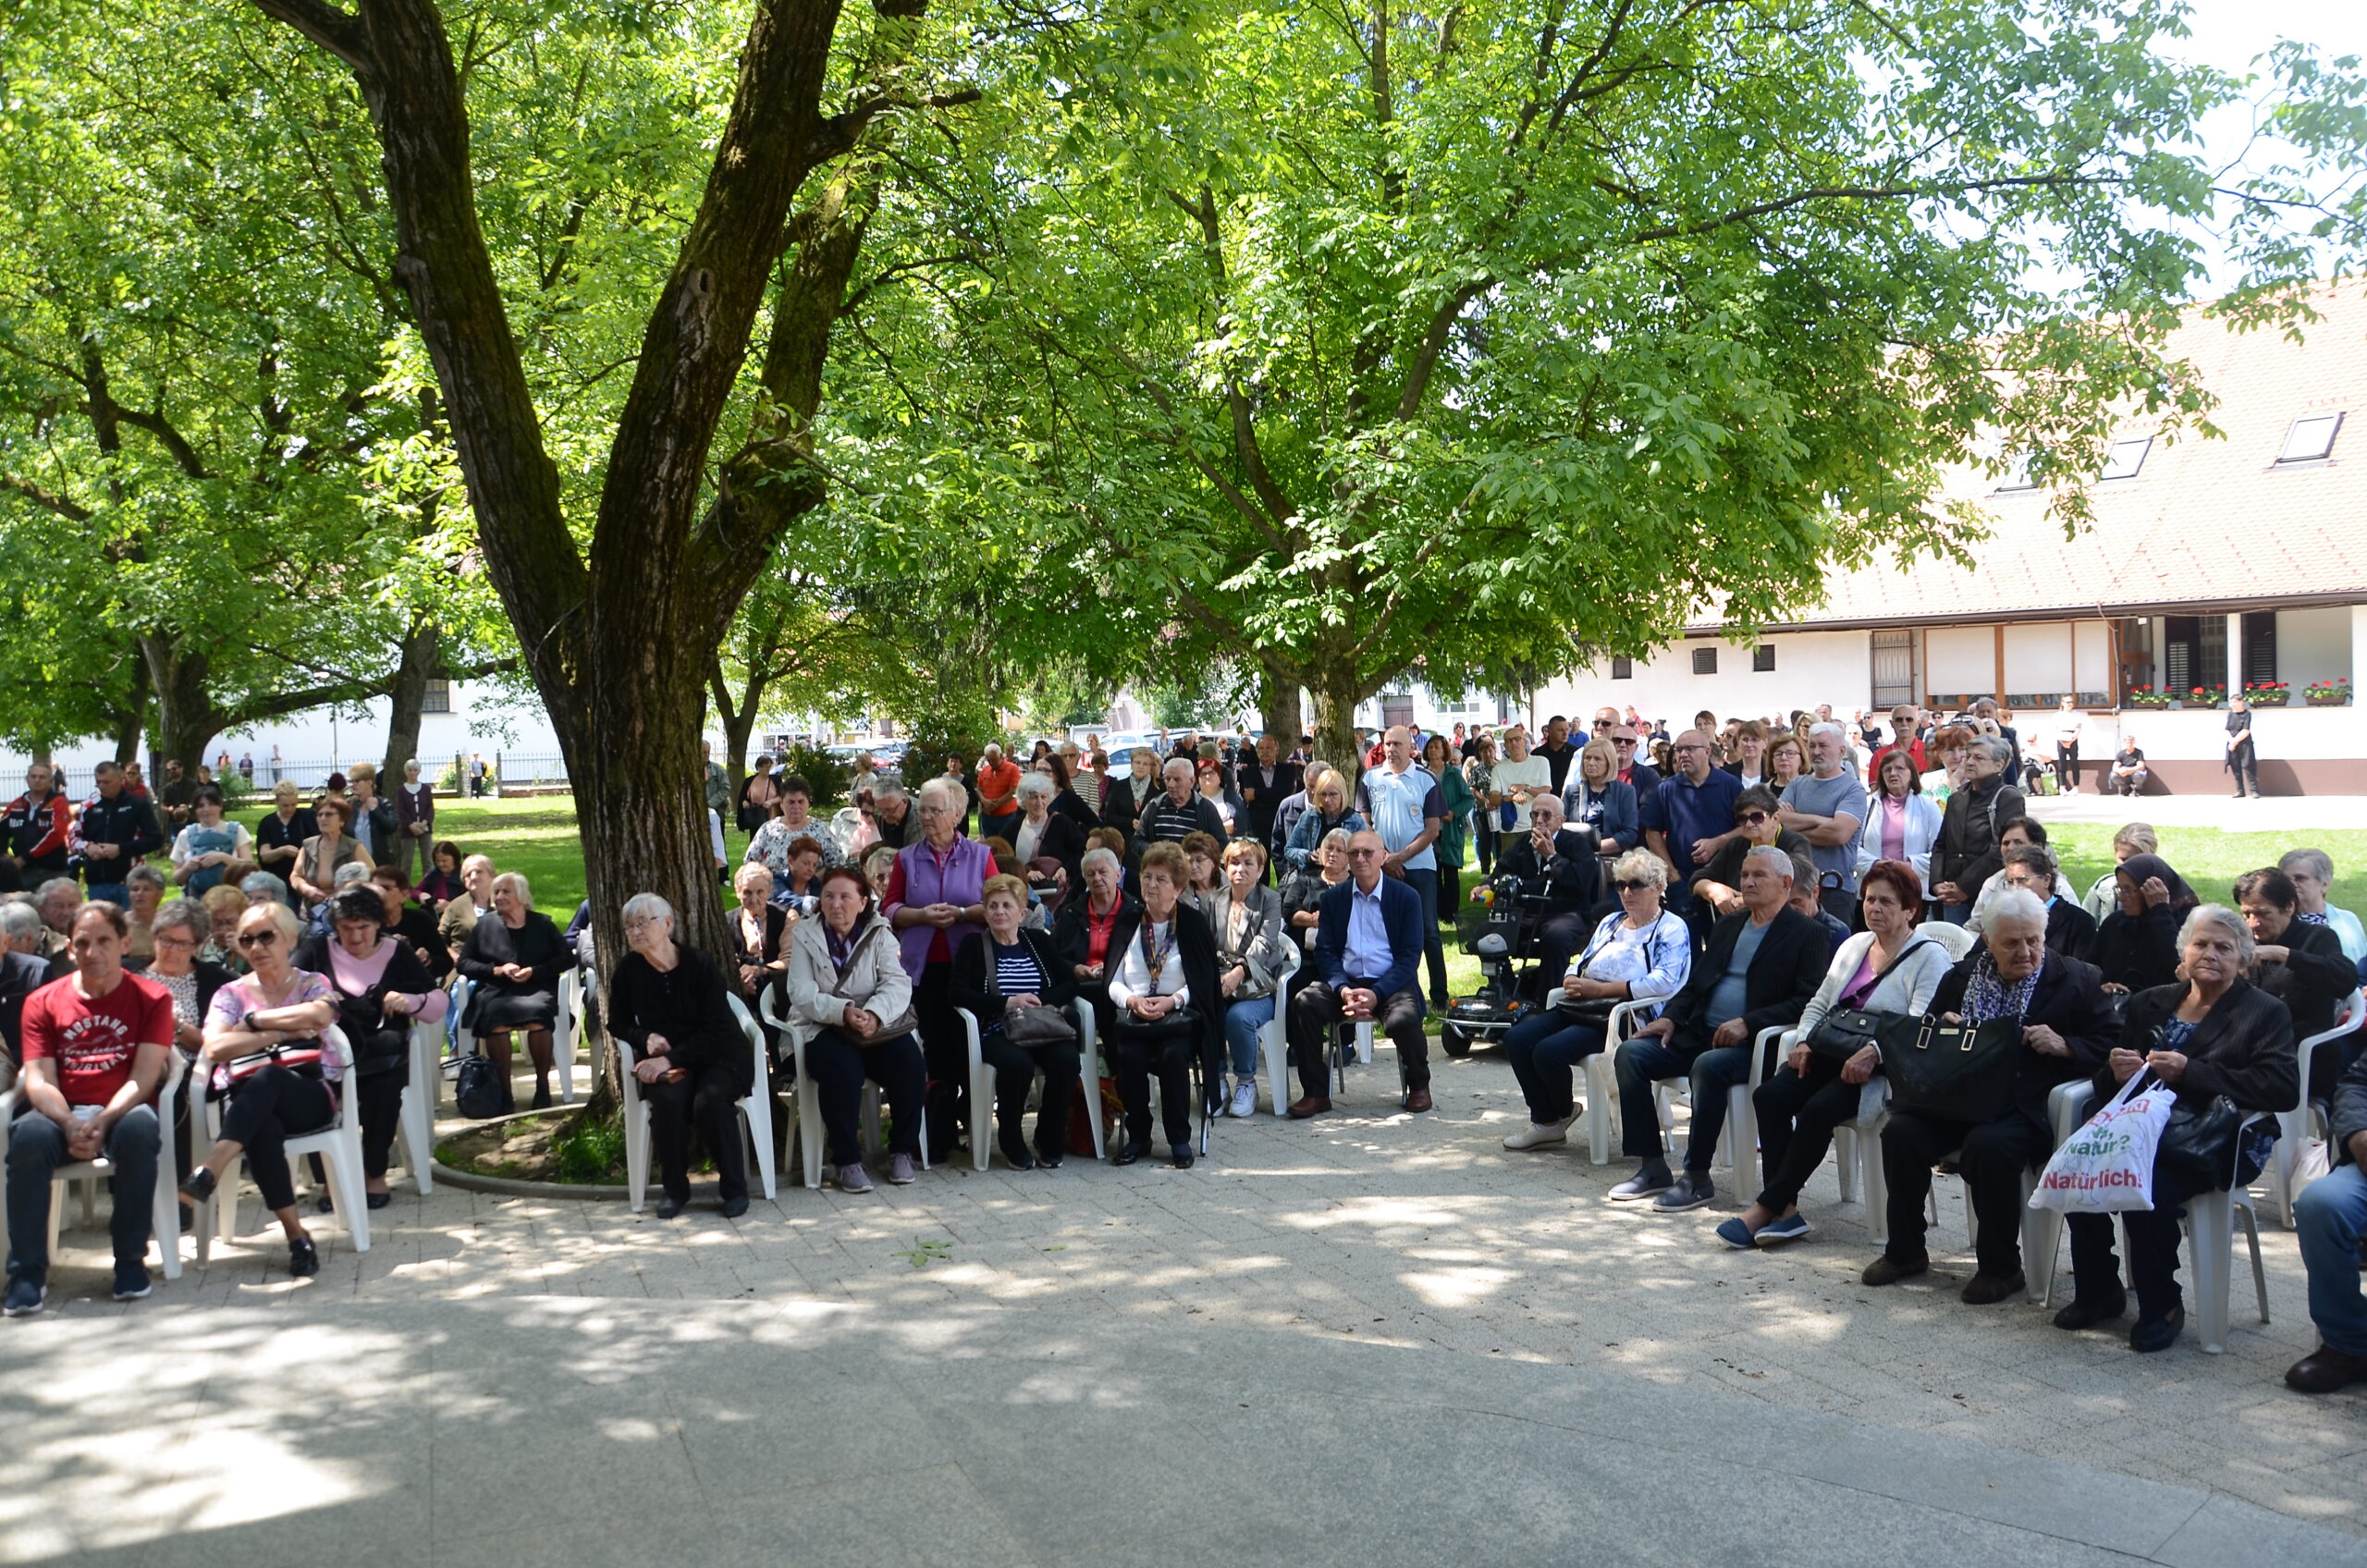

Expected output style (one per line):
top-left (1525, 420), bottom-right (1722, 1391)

top-left (431, 1109), bottom-right (627, 1200)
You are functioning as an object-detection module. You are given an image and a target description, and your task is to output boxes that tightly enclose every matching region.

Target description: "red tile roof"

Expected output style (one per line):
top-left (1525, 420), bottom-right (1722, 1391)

top-left (1725, 284), bottom-right (2367, 631)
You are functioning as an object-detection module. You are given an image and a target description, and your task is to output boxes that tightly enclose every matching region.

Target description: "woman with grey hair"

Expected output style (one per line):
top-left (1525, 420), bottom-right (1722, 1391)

top-left (608, 892), bottom-right (752, 1218)
top-left (122, 864), bottom-right (169, 962)
top-left (456, 871), bottom-right (570, 1110)
top-left (1931, 734), bottom-right (2024, 925)
top-left (1011, 770), bottom-right (1087, 897)
top-left (1050, 844), bottom-right (1136, 1035)
top-left (2061, 903), bottom-right (2298, 1350)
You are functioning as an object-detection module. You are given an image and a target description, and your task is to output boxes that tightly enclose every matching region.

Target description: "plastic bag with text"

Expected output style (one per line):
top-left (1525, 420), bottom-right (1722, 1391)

top-left (2029, 1070), bottom-right (2176, 1215)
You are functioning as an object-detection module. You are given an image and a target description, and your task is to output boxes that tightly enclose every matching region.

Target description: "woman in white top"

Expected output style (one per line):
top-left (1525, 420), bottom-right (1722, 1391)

top-left (1499, 851), bottom-right (1691, 1150)
top-left (169, 786), bottom-right (257, 895)
top-left (2052, 696), bottom-right (2085, 794)
top-left (1852, 749), bottom-right (1943, 901)
top-left (1720, 860), bottom-right (1952, 1247)
top-left (1102, 842), bottom-right (1220, 1169)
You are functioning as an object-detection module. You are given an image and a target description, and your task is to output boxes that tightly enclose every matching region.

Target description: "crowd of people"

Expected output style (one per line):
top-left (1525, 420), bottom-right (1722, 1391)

top-left (7, 703), bottom-right (2367, 1403)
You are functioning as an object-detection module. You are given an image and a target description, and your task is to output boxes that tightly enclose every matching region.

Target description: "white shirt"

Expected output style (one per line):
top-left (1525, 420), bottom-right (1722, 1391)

top-left (1110, 917), bottom-right (1191, 1008)
top-left (1492, 755), bottom-right (1552, 832)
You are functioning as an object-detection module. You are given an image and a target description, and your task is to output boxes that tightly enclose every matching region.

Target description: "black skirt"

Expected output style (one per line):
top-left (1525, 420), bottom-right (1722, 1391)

top-left (474, 986), bottom-right (558, 1030)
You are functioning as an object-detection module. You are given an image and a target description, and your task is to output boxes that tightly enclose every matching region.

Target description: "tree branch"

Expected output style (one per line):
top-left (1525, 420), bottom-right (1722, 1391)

top-left (807, 87), bottom-right (981, 167)
top-left (0, 472), bottom-right (93, 523)
top-left (114, 409), bottom-right (213, 480)
top-left (249, 0), bottom-right (368, 72)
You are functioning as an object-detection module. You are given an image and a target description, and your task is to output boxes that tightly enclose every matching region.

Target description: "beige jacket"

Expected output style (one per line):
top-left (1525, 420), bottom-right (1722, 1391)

top-left (784, 912), bottom-right (914, 1035)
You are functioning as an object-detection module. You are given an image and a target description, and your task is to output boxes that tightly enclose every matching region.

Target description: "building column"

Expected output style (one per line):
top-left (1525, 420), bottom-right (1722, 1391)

top-left (2351, 604), bottom-right (2366, 689)
top-left (2226, 612), bottom-right (2243, 696)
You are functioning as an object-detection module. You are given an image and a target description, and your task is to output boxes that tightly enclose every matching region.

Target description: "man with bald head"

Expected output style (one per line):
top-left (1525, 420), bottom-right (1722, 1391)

top-left (1640, 729), bottom-right (1743, 935)
top-left (1490, 792), bottom-right (1602, 986)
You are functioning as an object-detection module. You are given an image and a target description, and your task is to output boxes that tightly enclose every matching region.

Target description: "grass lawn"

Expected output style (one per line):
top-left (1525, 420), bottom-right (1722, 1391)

top-left (429, 799), bottom-right (2367, 996)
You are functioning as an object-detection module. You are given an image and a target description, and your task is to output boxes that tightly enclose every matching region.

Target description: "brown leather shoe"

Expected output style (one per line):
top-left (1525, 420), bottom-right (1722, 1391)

top-left (2286, 1344), bottom-right (2367, 1394)
top-left (1404, 1086), bottom-right (1433, 1113)
top-left (1286, 1096), bottom-right (1331, 1120)
top-left (1861, 1255), bottom-right (1929, 1287)
top-left (1960, 1271), bottom-right (2027, 1305)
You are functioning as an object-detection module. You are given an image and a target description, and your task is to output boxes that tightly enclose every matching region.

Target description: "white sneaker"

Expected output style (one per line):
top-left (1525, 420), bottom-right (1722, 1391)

top-left (1502, 1116), bottom-right (1574, 1151)
top-left (1228, 1080), bottom-right (1258, 1118)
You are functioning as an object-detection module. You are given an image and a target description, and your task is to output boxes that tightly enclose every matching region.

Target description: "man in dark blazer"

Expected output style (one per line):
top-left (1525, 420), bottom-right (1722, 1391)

top-left (1610, 846), bottom-right (1824, 1211)
top-left (1288, 830), bottom-right (1430, 1117)
top-left (1491, 792), bottom-right (1602, 993)
top-left (1233, 734), bottom-right (1302, 885)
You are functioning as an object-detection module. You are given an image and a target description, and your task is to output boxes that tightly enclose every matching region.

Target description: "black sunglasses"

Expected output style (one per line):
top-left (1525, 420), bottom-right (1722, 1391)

top-left (1737, 811), bottom-right (1770, 826)
top-left (1613, 878), bottom-right (1655, 893)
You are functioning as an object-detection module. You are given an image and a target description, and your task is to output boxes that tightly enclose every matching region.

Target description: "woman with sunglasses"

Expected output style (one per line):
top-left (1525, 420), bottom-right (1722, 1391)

top-left (1500, 851), bottom-right (1690, 1150)
top-left (181, 900), bottom-right (340, 1278)
top-left (1686, 788), bottom-right (1812, 919)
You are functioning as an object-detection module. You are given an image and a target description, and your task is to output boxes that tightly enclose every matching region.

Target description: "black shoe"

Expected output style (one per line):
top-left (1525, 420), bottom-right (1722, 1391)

top-left (288, 1236), bottom-right (321, 1279)
top-left (315, 1194), bottom-right (336, 1216)
top-left (1114, 1139), bottom-right (1148, 1167)
top-left (532, 1083), bottom-right (554, 1110)
top-left (1171, 1144), bottom-right (1195, 1170)
top-left (365, 1192), bottom-right (392, 1211)
top-left (1035, 1149), bottom-right (1064, 1170)
top-left (2053, 1292), bottom-right (2128, 1330)
top-left (2130, 1305), bottom-right (2185, 1353)
top-left (1000, 1140), bottom-right (1036, 1171)
top-left (655, 1196), bottom-right (687, 1219)
top-left (178, 1169), bottom-right (218, 1206)
top-left (720, 1194), bottom-right (750, 1219)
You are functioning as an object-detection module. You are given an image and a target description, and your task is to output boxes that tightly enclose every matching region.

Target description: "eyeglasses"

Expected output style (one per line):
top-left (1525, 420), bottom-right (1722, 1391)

top-left (1613, 738), bottom-right (1637, 747)
top-left (1737, 811), bottom-right (1770, 826)
top-left (1674, 743), bottom-right (1708, 754)
top-left (235, 930), bottom-right (280, 949)
top-left (1613, 879), bottom-right (1655, 893)
top-left (153, 933), bottom-right (198, 949)
top-left (1591, 719), bottom-right (1615, 729)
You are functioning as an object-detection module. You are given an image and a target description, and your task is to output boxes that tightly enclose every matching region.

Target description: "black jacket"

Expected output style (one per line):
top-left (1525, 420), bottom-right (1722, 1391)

top-left (608, 944), bottom-right (752, 1096)
top-left (1101, 774), bottom-right (1162, 836)
top-left (75, 790), bottom-right (163, 879)
top-left (1661, 905), bottom-right (1826, 1049)
top-left (1050, 890), bottom-right (1140, 991)
top-left (2099, 977), bottom-right (2298, 1114)
top-left (1050, 788), bottom-right (1100, 837)
top-left (292, 935), bottom-right (438, 1075)
top-left (2042, 899), bottom-right (2098, 958)
top-left (950, 925), bottom-right (1077, 1035)
top-left (870, 800), bottom-right (923, 851)
top-left (1934, 776), bottom-right (2024, 896)
top-left (1234, 761), bottom-right (1303, 844)
top-left (1930, 949), bottom-right (2118, 1126)
top-left (1494, 827), bottom-right (1602, 914)
top-left (2083, 904), bottom-right (2184, 993)
top-left (0, 949), bottom-right (53, 1063)
top-left (1014, 811), bottom-right (1089, 895)
top-left (1102, 900), bottom-right (1223, 1074)
top-left (2250, 917), bottom-right (2355, 1044)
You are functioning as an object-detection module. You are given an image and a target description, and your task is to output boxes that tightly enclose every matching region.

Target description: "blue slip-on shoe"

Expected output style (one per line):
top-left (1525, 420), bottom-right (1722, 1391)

top-left (1755, 1213), bottom-right (1812, 1245)
top-left (1714, 1217), bottom-right (1756, 1250)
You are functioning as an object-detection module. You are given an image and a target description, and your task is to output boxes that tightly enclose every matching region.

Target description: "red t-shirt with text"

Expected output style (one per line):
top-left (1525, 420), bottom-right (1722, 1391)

top-left (19, 973), bottom-right (171, 1107)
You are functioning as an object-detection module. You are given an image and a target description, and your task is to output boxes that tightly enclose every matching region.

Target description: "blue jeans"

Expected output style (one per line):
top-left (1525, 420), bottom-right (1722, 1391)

top-left (7, 1105), bottom-right (161, 1280)
top-left (1404, 867), bottom-right (1448, 1003)
top-left (2298, 1164), bottom-right (2367, 1357)
top-left (1937, 902), bottom-right (1972, 926)
top-left (1222, 994), bottom-right (1275, 1077)
top-left (85, 882), bottom-right (129, 908)
top-left (1614, 1036), bottom-right (1748, 1171)
top-left (1501, 1011), bottom-right (1607, 1124)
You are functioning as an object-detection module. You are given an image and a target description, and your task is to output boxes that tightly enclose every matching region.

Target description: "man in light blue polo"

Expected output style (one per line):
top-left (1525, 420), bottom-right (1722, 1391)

top-left (1359, 726), bottom-right (1448, 1009)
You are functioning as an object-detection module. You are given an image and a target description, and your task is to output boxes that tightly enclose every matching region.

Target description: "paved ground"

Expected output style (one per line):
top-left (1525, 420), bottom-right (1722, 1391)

top-left (6, 1044), bottom-right (2367, 1566)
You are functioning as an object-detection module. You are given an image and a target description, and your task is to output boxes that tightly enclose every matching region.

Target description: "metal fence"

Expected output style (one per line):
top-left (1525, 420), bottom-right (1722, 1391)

top-left (0, 751), bottom-right (578, 801)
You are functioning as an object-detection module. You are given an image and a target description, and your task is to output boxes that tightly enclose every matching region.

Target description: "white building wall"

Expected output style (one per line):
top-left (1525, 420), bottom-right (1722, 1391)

top-left (2278, 606), bottom-right (2354, 692)
top-left (1528, 630), bottom-right (1872, 730)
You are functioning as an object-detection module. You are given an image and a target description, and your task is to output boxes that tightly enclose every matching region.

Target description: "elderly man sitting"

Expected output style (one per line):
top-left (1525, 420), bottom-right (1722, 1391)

top-left (1609, 846), bottom-right (1824, 1211)
top-left (1486, 792), bottom-right (1602, 994)
top-left (1288, 829), bottom-right (1432, 1117)
top-left (2290, 1048), bottom-right (2367, 1392)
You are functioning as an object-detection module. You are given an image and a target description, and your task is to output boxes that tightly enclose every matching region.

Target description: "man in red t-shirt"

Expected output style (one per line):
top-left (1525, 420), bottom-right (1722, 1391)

top-left (6, 902), bottom-right (171, 1314)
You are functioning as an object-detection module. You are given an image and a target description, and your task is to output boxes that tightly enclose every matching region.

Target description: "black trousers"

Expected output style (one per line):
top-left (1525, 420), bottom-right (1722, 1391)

top-left (214, 1065), bottom-right (337, 1213)
top-left (2055, 743), bottom-right (2080, 791)
top-left (1879, 1107), bottom-right (2049, 1276)
top-left (1754, 1057), bottom-right (1865, 1212)
top-left (978, 1030), bottom-right (1081, 1156)
top-left (806, 1026), bottom-right (926, 1166)
top-left (1535, 910), bottom-right (1592, 997)
top-left (644, 1060), bottom-right (750, 1205)
top-left (1474, 827), bottom-right (1494, 877)
top-left (2066, 1152), bottom-right (2208, 1317)
top-left (912, 961), bottom-right (967, 1159)
top-left (1289, 977), bottom-right (1428, 1099)
top-left (1107, 1019), bottom-right (1195, 1145)
top-left (2226, 741), bottom-right (2259, 796)
top-left (353, 1065), bottom-right (408, 1181)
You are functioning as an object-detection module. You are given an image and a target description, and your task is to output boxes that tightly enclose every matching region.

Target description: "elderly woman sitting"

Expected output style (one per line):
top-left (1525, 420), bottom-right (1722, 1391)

top-left (2234, 867), bottom-right (2355, 1097)
top-left (2060, 904), bottom-right (2299, 1350)
top-left (609, 893), bottom-right (753, 1218)
top-left (951, 873), bottom-right (1080, 1168)
top-left (1102, 841), bottom-right (1221, 1169)
top-left (728, 863), bottom-right (791, 1000)
top-left (1865, 888), bottom-right (2117, 1304)
top-left (290, 795), bottom-right (372, 913)
top-left (788, 865), bottom-right (928, 1192)
top-left (1010, 771), bottom-right (1087, 898)
top-left (1281, 827), bottom-right (1355, 940)
top-left (456, 872), bottom-right (570, 1111)
top-left (1206, 839), bottom-right (1294, 1118)
top-left (1500, 850), bottom-right (1691, 1152)
top-left (1050, 845), bottom-right (1138, 1035)
top-left (1718, 861), bottom-right (1950, 1246)
top-left (181, 900), bottom-right (340, 1279)
top-left (295, 885), bottom-right (448, 1207)
top-left (121, 864), bottom-right (169, 962)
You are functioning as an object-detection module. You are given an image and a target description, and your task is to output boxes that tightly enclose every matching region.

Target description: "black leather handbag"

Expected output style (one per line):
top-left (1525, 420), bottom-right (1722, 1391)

top-left (1805, 939), bottom-right (1937, 1064)
top-left (1882, 1014), bottom-right (2021, 1122)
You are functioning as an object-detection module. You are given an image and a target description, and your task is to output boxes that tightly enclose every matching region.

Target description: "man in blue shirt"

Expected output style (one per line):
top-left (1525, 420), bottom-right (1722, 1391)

top-left (1640, 730), bottom-right (1742, 930)
top-left (1289, 830), bottom-right (1432, 1117)
top-left (1358, 726), bottom-right (1449, 1009)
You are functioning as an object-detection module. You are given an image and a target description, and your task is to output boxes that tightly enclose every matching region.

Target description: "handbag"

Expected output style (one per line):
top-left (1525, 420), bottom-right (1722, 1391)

top-left (1804, 938), bottom-right (1935, 1063)
top-left (1881, 1012), bottom-right (2021, 1122)
top-left (981, 931), bottom-right (1077, 1045)
top-left (2157, 1091), bottom-right (2280, 1193)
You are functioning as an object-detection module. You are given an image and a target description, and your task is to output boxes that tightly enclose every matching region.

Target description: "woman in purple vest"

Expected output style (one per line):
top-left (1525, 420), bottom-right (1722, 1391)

top-left (880, 776), bottom-right (992, 1162)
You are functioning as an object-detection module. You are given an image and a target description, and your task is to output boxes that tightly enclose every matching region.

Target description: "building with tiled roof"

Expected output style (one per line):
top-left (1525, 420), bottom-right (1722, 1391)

top-left (1527, 285), bottom-right (2367, 793)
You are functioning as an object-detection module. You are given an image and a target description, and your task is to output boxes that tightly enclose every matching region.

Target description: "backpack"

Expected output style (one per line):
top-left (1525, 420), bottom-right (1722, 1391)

top-left (454, 1051), bottom-right (509, 1120)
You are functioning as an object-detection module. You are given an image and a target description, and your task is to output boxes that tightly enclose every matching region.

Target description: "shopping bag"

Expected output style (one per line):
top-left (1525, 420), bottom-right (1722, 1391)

top-left (2029, 1070), bottom-right (2176, 1214)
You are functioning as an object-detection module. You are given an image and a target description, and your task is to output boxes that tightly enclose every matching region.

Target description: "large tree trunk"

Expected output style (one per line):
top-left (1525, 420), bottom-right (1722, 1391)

top-left (381, 616), bottom-right (438, 782)
top-left (708, 655), bottom-right (766, 802)
top-left (1258, 666), bottom-right (1303, 749)
top-left (138, 634), bottom-right (215, 776)
top-left (1309, 677), bottom-right (1362, 778)
top-left (109, 652), bottom-right (152, 767)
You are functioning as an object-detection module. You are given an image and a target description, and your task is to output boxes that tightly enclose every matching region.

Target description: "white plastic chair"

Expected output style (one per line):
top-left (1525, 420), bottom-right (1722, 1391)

top-left (616, 994), bottom-right (779, 1213)
top-left (195, 1026), bottom-right (372, 1256)
top-left (443, 974), bottom-right (475, 1109)
top-left (2030, 1076), bottom-right (2098, 1306)
top-left (2027, 1082), bottom-right (2268, 1351)
top-left (1578, 1004), bottom-right (1776, 1188)
top-left (0, 1051), bottom-right (188, 1282)
top-left (952, 1008), bottom-right (1015, 1171)
top-left (395, 1019), bottom-right (438, 1196)
top-left (2266, 988), bottom-right (2363, 1228)
top-left (1581, 1000), bottom-right (1650, 1164)
top-left (1258, 946), bottom-right (1300, 1117)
